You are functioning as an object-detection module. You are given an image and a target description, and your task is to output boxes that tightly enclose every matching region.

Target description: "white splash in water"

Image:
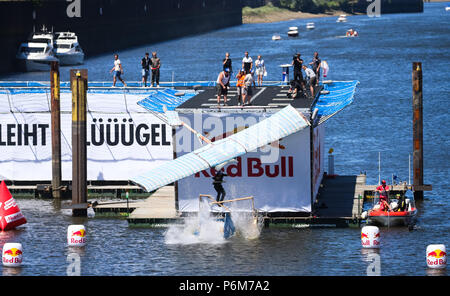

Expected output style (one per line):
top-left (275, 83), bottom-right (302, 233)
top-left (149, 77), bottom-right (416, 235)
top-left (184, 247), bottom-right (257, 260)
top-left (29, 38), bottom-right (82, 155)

top-left (164, 199), bottom-right (227, 245)
top-left (164, 199), bottom-right (263, 244)
top-left (231, 211), bottom-right (263, 240)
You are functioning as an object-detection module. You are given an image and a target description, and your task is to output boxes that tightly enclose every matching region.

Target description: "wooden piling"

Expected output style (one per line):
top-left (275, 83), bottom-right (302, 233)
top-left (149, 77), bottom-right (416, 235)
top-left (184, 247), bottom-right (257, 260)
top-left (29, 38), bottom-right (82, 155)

top-left (50, 61), bottom-right (61, 199)
top-left (71, 69), bottom-right (88, 216)
top-left (412, 62), bottom-right (423, 200)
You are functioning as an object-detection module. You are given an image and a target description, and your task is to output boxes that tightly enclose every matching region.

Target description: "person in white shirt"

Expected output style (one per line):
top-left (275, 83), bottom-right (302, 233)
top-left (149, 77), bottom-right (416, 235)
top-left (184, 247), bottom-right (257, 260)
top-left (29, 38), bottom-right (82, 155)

top-left (302, 65), bottom-right (316, 98)
top-left (242, 72), bottom-right (254, 106)
top-left (242, 51), bottom-right (253, 74)
top-left (216, 68), bottom-right (231, 106)
top-left (109, 54), bottom-right (127, 87)
top-left (254, 55), bottom-right (266, 87)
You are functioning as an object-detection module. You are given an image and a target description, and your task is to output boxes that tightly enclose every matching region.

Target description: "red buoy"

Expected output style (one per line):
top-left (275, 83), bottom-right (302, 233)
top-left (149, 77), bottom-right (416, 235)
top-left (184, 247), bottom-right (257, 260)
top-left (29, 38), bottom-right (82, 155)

top-left (0, 181), bottom-right (27, 231)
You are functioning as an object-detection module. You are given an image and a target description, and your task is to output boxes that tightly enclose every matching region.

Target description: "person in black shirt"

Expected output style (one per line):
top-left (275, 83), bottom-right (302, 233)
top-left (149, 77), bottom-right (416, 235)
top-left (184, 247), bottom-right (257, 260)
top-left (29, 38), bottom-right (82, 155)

top-left (309, 52), bottom-right (321, 86)
top-left (212, 170), bottom-right (227, 204)
top-left (141, 52), bottom-right (150, 87)
top-left (223, 52), bottom-right (232, 74)
top-left (292, 53), bottom-right (304, 82)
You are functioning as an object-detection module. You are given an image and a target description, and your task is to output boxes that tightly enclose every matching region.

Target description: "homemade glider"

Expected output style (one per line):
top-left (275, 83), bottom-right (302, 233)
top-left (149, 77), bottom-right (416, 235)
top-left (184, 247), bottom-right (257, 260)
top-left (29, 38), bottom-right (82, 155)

top-left (130, 104), bottom-right (310, 192)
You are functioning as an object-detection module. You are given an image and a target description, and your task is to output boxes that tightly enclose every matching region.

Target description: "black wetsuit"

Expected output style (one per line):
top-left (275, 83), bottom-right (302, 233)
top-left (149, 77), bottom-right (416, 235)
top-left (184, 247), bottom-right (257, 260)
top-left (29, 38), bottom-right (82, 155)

top-left (212, 171), bottom-right (227, 203)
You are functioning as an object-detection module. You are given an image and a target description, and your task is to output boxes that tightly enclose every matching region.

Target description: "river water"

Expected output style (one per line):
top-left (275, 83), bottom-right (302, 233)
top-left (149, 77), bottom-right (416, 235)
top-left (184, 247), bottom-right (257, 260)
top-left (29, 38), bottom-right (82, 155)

top-left (1, 2), bottom-right (449, 276)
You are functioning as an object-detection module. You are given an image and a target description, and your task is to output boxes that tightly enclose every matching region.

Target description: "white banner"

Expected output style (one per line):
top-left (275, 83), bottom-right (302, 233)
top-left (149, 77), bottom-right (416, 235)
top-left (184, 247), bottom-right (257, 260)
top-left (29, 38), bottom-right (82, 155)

top-left (0, 90), bottom-right (173, 180)
top-left (176, 112), bottom-right (312, 213)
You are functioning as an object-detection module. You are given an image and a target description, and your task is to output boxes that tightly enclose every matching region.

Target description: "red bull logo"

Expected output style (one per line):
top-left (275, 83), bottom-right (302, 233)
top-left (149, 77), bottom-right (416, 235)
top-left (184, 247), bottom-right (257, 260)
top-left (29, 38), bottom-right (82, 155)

top-left (427, 249), bottom-right (447, 267)
top-left (361, 226), bottom-right (380, 248)
top-left (69, 229), bottom-right (86, 245)
top-left (3, 248), bottom-right (23, 264)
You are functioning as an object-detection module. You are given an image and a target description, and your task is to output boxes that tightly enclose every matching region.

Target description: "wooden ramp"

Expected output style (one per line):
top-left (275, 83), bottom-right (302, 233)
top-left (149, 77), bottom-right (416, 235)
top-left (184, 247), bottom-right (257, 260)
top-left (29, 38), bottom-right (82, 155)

top-left (93, 186), bottom-right (179, 222)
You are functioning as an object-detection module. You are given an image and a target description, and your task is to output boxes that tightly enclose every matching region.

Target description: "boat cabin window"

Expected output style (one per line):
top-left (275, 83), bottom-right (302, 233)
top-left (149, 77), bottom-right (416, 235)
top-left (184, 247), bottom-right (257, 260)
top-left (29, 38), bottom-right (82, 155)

top-left (56, 44), bottom-right (72, 49)
top-left (21, 47), bottom-right (45, 54)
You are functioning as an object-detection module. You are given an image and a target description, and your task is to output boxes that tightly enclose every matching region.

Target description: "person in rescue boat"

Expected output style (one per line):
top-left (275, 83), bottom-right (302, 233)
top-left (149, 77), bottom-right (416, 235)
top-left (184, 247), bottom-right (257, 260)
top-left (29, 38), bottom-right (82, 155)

top-left (212, 170), bottom-right (227, 205)
top-left (376, 180), bottom-right (391, 211)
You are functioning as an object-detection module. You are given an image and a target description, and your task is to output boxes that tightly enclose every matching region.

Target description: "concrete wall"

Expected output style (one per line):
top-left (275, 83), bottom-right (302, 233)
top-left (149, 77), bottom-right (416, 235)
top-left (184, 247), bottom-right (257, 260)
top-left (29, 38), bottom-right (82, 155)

top-left (0, 0), bottom-right (243, 75)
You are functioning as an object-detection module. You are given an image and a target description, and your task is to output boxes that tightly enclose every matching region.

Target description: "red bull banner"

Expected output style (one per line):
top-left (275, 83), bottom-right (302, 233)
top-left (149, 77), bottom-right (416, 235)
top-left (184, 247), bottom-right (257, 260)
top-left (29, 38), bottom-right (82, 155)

top-left (176, 111), bottom-right (320, 213)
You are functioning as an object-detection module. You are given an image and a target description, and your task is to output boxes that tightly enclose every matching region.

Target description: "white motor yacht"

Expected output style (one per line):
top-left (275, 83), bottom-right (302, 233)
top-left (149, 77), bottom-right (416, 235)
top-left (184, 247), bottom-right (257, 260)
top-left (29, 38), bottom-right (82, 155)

top-left (54, 32), bottom-right (84, 65)
top-left (287, 29), bottom-right (298, 37)
top-left (306, 22), bottom-right (315, 30)
top-left (337, 15), bottom-right (347, 23)
top-left (16, 28), bottom-right (58, 71)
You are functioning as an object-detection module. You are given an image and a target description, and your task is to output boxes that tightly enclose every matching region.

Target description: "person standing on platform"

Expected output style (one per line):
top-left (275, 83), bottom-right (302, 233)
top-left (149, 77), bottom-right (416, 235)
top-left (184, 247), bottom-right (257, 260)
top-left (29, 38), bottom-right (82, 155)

top-left (109, 54), bottom-right (127, 87)
top-left (150, 51), bottom-right (161, 87)
top-left (302, 65), bottom-right (317, 98)
top-left (216, 68), bottom-right (231, 106)
top-left (254, 55), bottom-right (266, 87)
top-left (292, 53), bottom-right (304, 83)
top-left (242, 51), bottom-right (253, 74)
top-left (223, 52), bottom-right (232, 74)
top-left (236, 69), bottom-right (246, 106)
top-left (309, 51), bottom-right (321, 86)
top-left (141, 52), bottom-right (151, 87)
top-left (243, 71), bottom-right (254, 106)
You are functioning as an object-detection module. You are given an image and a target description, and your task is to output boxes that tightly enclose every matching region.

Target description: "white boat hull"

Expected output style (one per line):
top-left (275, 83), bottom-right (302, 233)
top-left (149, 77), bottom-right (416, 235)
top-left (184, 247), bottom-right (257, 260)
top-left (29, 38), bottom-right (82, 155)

top-left (17, 57), bottom-right (58, 72)
top-left (56, 52), bottom-right (84, 65)
top-left (288, 31), bottom-right (298, 37)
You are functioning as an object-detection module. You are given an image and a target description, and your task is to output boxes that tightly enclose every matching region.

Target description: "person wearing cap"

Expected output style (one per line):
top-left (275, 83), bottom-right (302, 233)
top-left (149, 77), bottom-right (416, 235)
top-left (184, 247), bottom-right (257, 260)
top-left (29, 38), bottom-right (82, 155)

top-left (216, 68), bottom-right (231, 106)
top-left (376, 180), bottom-right (391, 211)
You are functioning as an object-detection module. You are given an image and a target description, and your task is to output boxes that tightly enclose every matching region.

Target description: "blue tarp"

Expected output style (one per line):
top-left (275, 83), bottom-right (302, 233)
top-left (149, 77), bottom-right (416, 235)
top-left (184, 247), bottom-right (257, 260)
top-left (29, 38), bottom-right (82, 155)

top-left (137, 88), bottom-right (197, 113)
top-left (314, 80), bottom-right (359, 124)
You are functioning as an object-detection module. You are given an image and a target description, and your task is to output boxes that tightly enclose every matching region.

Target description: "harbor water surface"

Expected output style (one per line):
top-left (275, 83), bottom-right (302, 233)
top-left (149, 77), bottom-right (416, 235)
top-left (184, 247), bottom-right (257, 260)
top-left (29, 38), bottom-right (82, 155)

top-left (1, 2), bottom-right (449, 276)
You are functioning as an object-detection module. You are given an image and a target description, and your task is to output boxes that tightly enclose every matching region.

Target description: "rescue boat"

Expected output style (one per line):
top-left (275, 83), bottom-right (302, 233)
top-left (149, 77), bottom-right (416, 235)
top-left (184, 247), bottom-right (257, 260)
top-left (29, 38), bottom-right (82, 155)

top-left (366, 191), bottom-right (417, 227)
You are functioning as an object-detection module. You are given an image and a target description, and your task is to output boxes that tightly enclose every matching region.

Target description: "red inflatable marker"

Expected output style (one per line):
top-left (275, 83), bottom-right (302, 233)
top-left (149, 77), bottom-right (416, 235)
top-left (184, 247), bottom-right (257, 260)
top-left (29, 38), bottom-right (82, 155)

top-left (0, 181), bottom-right (27, 231)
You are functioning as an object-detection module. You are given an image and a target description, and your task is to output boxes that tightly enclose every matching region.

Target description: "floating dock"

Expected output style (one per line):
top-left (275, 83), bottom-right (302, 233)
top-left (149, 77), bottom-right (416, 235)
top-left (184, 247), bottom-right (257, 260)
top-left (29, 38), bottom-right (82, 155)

top-left (92, 174), bottom-right (374, 228)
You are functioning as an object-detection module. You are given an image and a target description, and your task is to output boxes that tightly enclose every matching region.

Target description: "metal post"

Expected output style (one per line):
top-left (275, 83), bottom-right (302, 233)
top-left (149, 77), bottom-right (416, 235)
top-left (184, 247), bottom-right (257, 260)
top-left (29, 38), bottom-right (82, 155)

top-left (50, 61), bottom-right (61, 199)
top-left (172, 126), bottom-right (179, 211)
top-left (71, 69), bottom-right (88, 216)
top-left (412, 62), bottom-right (424, 200)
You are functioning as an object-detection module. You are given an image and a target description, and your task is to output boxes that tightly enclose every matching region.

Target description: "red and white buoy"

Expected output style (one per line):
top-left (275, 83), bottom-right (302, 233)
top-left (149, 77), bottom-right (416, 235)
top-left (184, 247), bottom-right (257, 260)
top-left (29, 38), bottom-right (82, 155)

top-left (361, 226), bottom-right (380, 248)
top-left (0, 181), bottom-right (27, 231)
top-left (2, 243), bottom-right (23, 267)
top-left (426, 244), bottom-right (447, 269)
top-left (67, 225), bottom-right (87, 247)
